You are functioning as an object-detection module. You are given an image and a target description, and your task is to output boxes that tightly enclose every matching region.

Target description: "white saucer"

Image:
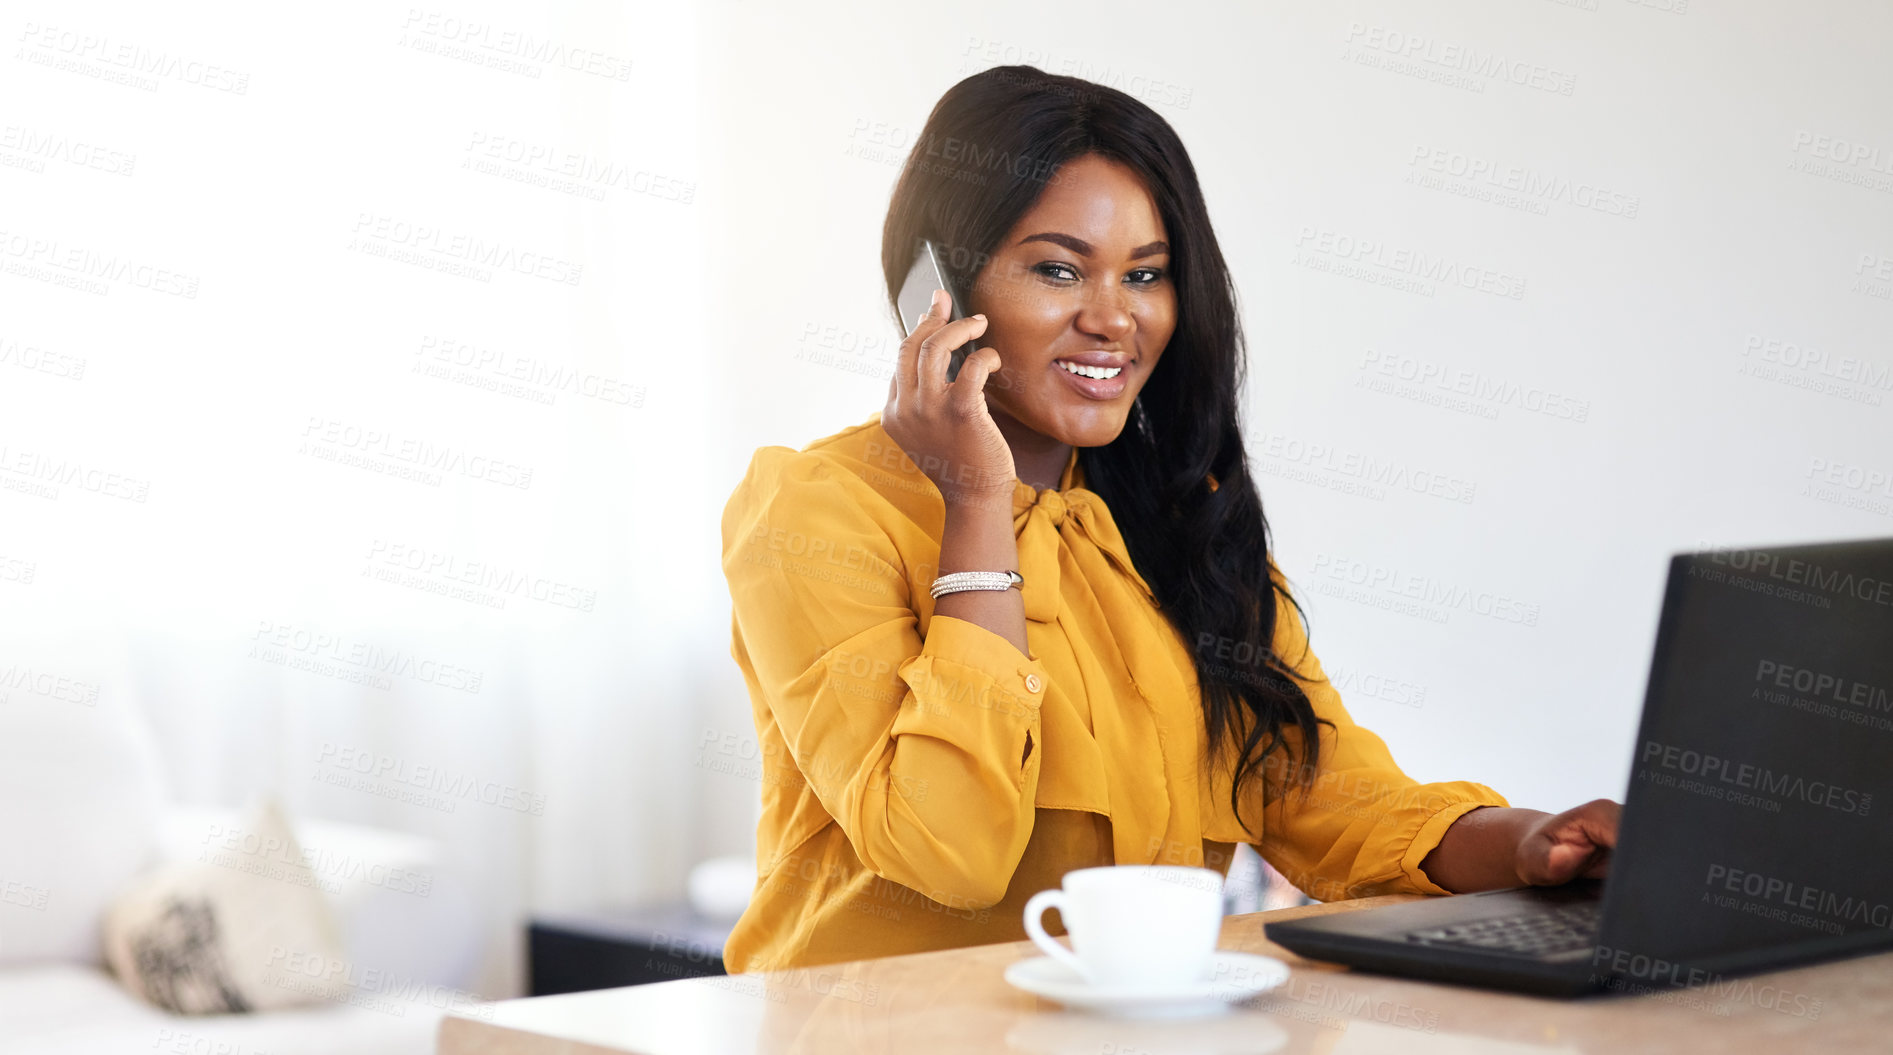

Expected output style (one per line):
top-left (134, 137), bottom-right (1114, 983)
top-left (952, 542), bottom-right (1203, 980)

top-left (1003, 951), bottom-right (1290, 1019)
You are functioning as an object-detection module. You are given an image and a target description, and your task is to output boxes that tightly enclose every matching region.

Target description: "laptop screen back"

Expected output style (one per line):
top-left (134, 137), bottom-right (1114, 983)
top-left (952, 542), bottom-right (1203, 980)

top-left (1595, 538), bottom-right (1893, 983)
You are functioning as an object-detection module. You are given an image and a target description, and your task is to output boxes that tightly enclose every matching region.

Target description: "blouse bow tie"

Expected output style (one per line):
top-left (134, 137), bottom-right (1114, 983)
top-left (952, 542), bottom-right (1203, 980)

top-left (1011, 486), bottom-right (1156, 625)
top-left (1008, 482), bottom-right (1187, 866)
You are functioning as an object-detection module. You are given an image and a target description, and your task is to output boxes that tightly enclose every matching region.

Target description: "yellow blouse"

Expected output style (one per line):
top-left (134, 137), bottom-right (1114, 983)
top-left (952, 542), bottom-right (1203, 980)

top-left (718, 412), bottom-right (1508, 973)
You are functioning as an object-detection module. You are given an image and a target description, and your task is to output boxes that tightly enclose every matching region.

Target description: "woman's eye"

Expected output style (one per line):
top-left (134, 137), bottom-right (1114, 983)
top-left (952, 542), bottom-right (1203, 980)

top-left (1032, 263), bottom-right (1166, 285)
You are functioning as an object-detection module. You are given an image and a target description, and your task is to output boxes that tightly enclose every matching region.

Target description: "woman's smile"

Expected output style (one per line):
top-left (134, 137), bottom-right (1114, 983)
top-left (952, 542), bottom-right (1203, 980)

top-left (1051, 353), bottom-right (1132, 399)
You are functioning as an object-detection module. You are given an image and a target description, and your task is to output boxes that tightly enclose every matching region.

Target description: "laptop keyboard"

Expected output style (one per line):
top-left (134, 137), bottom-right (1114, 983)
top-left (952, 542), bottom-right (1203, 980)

top-left (1402, 901), bottom-right (1601, 958)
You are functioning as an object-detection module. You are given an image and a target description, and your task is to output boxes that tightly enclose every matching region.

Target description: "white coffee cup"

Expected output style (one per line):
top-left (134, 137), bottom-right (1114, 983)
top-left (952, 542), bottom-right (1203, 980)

top-left (1022, 865), bottom-right (1224, 989)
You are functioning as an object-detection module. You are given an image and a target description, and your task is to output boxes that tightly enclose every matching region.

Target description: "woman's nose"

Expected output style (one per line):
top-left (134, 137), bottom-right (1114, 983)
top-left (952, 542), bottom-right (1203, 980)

top-left (1075, 289), bottom-right (1135, 341)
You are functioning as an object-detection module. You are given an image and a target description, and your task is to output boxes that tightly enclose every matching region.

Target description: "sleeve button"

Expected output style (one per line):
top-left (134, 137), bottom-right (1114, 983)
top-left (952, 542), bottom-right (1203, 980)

top-left (1024, 673), bottom-right (1043, 693)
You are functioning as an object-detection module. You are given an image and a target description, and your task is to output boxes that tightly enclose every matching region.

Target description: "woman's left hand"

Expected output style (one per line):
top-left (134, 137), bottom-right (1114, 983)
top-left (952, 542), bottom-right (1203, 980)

top-left (1513, 798), bottom-right (1621, 886)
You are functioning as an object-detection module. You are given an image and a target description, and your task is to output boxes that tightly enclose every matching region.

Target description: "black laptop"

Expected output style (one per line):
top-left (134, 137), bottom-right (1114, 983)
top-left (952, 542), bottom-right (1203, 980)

top-left (1266, 538), bottom-right (1893, 997)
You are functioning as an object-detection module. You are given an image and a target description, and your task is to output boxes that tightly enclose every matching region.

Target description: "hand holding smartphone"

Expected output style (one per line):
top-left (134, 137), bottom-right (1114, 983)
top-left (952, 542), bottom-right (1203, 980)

top-left (881, 240), bottom-right (1016, 504)
top-left (897, 239), bottom-right (975, 382)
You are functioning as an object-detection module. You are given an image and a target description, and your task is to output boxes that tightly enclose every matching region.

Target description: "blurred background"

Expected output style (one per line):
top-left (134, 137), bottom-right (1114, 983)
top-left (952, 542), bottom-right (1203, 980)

top-left (3, 0), bottom-right (1888, 1046)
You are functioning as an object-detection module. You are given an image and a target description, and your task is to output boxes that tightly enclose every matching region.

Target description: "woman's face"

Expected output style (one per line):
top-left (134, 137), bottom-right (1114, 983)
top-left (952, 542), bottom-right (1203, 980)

top-left (967, 153), bottom-right (1176, 448)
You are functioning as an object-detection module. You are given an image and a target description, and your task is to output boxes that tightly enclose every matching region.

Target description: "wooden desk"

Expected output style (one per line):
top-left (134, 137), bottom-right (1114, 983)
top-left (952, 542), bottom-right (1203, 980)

top-left (438, 895), bottom-right (1893, 1053)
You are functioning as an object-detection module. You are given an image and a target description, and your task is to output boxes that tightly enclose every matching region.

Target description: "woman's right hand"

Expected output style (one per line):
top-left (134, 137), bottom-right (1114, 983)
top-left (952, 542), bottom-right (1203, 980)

top-left (882, 288), bottom-right (1016, 506)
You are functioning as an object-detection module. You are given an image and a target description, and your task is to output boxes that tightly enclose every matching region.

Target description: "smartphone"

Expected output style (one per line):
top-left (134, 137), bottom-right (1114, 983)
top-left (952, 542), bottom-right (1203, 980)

top-left (896, 239), bottom-right (975, 382)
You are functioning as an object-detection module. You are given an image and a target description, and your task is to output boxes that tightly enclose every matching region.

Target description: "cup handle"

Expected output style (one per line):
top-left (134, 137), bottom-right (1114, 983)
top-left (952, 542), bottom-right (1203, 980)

top-left (1023, 888), bottom-right (1090, 982)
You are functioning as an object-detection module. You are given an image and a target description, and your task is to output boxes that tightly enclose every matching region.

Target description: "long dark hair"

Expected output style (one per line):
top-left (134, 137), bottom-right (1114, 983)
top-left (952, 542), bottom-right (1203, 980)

top-left (879, 66), bottom-right (1330, 835)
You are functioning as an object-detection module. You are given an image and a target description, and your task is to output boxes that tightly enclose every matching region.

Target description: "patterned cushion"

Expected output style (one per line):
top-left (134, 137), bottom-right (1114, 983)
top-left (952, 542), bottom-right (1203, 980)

top-left (102, 798), bottom-right (347, 1014)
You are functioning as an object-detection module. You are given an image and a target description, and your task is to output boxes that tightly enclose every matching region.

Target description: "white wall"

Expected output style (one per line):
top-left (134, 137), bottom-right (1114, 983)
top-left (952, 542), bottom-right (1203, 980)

top-left (699, 0), bottom-right (1893, 825)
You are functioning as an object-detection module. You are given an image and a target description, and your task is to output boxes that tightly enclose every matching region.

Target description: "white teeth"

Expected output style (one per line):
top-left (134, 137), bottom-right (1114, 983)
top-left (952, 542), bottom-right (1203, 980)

top-left (1057, 360), bottom-right (1123, 380)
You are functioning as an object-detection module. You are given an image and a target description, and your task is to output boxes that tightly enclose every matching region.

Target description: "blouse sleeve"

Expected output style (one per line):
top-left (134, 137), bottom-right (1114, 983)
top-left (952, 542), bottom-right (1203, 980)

top-left (721, 448), bottom-right (1052, 909)
top-left (1251, 585), bottom-right (1511, 900)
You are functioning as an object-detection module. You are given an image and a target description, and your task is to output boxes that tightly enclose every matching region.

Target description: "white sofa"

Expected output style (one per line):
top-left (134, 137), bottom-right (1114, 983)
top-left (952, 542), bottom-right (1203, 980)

top-left (0, 700), bottom-right (475, 1055)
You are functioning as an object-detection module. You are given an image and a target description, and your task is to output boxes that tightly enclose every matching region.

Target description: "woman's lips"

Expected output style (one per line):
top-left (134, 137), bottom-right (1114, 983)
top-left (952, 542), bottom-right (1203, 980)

top-left (1052, 359), bottom-right (1130, 400)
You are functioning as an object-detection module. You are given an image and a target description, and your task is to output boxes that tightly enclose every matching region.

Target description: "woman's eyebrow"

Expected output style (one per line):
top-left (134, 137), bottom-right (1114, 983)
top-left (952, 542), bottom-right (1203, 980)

top-left (1016, 232), bottom-right (1170, 259)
